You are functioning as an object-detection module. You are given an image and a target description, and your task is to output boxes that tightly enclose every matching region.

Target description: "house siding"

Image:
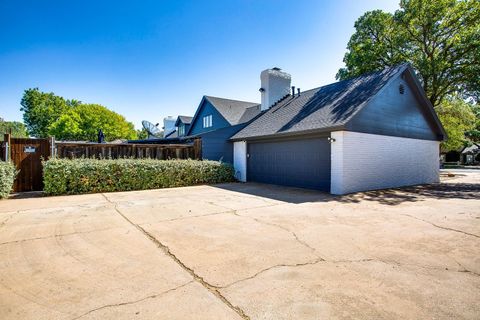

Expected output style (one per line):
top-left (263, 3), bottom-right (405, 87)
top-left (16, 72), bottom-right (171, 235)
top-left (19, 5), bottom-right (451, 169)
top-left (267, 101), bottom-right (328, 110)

top-left (330, 131), bottom-right (440, 195)
top-left (188, 100), bottom-right (231, 136)
top-left (347, 76), bottom-right (440, 141)
top-left (200, 124), bottom-right (248, 163)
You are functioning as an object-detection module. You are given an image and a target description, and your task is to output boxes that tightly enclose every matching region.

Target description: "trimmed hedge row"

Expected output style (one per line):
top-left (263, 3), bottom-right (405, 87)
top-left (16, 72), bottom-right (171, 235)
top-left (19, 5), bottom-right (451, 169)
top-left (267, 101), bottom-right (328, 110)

top-left (0, 162), bottom-right (17, 199)
top-left (43, 158), bottom-right (235, 195)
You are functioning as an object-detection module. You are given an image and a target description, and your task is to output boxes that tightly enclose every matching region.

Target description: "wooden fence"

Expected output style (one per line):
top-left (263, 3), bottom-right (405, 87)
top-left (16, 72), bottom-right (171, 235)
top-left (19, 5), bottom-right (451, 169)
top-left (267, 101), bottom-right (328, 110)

top-left (55, 138), bottom-right (202, 160)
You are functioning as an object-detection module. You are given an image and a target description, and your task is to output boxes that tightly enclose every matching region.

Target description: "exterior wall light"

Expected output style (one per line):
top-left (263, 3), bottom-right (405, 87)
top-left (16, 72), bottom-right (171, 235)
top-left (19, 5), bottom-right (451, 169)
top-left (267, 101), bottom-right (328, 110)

top-left (328, 137), bottom-right (336, 143)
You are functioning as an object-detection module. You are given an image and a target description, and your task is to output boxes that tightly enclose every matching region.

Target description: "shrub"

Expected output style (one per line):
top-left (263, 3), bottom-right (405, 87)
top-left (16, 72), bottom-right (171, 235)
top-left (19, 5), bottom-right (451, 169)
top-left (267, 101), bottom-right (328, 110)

top-left (43, 158), bottom-right (235, 195)
top-left (0, 162), bottom-right (17, 199)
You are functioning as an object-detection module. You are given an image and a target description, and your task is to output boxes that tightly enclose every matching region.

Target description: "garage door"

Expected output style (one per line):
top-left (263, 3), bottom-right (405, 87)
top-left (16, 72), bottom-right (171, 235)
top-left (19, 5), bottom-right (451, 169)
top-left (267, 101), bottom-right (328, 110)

top-left (247, 137), bottom-right (331, 191)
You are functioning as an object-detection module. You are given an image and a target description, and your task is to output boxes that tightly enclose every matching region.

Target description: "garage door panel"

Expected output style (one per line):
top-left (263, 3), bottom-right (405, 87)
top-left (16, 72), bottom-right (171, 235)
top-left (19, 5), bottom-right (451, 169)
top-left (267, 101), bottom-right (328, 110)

top-left (247, 137), bottom-right (330, 191)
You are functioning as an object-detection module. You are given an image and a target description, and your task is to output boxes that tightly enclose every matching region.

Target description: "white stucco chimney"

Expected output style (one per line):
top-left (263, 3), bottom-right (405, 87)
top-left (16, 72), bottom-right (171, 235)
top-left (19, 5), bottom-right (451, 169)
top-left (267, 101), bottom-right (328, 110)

top-left (163, 116), bottom-right (176, 136)
top-left (260, 67), bottom-right (291, 111)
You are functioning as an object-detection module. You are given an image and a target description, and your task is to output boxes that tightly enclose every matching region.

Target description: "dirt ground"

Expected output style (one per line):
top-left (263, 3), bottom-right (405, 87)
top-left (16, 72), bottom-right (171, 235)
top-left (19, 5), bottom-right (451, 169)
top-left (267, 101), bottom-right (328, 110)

top-left (0, 170), bottom-right (479, 319)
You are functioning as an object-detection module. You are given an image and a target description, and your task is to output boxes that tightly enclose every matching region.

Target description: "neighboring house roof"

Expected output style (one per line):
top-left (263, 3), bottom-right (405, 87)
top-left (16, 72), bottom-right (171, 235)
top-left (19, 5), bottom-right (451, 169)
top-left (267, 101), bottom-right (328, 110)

top-left (462, 144), bottom-right (479, 154)
top-left (205, 96), bottom-right (260, 125)
top-left (232, 63), bottom-right (446, 141)
top-left (175, 115), bottom-right (193, 126)
top-left (186, 95), bottom-right (261, 135)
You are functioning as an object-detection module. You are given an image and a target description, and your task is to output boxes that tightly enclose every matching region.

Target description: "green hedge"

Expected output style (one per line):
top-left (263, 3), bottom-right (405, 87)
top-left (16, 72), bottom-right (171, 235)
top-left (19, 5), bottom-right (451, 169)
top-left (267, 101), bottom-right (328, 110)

top-left (43, 158), bottom-right (235, 195)
top-left (0, 162), bottom-right (17, 199)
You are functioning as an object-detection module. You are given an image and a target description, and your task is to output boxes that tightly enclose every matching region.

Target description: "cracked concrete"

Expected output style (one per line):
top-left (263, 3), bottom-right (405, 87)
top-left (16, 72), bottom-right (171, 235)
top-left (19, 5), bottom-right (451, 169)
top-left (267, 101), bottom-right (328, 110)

top-left (0, 169), bottom-right (479, 319)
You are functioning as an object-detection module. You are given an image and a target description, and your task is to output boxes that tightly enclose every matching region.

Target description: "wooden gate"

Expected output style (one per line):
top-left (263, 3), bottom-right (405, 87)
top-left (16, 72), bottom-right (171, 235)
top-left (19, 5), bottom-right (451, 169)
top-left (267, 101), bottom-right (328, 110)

top-left (4, 134), bottom-right (52, 192)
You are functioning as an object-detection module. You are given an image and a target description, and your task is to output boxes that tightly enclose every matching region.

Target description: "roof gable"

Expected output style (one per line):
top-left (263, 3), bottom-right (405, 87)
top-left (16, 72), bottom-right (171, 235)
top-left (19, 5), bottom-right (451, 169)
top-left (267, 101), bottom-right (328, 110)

top-left (347, 67), bottom-right (446, 140)
top-left (205, 96), bottom-right (260, 125)
top-left (187, 95), bottom-right (260, 135)
top-left (175, 115), bottom-right (193, 127)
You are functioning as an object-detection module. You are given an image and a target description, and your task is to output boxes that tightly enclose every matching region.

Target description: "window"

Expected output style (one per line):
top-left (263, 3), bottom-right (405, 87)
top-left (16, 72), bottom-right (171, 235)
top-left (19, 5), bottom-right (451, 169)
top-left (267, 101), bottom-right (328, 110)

top-left (178, 124), bottom-right (185, 136)
top-left (203, 115), bottom-right (212, 128)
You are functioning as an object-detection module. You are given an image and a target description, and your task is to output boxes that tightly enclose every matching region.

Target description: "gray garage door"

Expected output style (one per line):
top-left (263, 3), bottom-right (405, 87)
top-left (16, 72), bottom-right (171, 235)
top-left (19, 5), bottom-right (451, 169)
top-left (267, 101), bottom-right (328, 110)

top-left (247, 137), bottom-right (331, 191)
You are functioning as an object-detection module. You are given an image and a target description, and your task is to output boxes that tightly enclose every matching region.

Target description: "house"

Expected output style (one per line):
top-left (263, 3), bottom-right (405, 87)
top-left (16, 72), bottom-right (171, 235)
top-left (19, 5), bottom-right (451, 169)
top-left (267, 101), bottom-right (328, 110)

top-left (175, 116), bottom-right (193, 137)
top-left (231, 64), bottom-right (446, 195)
top-left (131, 95), bottom-right (261, 162)
top-left (461, 144), bottom-right (480, 164)
top-left (185, 95), bottom-right (261, 163)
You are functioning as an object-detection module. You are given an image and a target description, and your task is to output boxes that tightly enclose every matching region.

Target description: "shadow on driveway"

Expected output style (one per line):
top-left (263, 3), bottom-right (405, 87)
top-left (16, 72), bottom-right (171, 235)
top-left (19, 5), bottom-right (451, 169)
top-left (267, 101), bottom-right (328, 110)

top-left (213, 181), bottom-right (480, 206)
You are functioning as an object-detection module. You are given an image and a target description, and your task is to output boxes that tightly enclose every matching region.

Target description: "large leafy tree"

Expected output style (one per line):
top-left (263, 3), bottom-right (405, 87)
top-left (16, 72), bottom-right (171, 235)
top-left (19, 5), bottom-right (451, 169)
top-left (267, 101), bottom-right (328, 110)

top-left (48, 104), bottom-right (137, 141)
top-left (466, 103), bottom-right (480, 142)
top-left (337, 0), bottom-right (480, 108)
top-left (0, 118), bottom-right (28, 138)
top-left (436, 97), bottom-right (476, 151)
top-left (20, 88), bottom-right (137, 141)
top-left (20, 88), bottom-right (78, 138)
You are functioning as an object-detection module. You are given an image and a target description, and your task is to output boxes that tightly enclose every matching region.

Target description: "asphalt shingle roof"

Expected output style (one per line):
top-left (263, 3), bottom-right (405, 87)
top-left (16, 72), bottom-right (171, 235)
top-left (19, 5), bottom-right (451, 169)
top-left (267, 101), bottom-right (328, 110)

top-left (177, 115), bottom-right (193, 124)
top-left (205, 96), bottom-right (260, 125)
top-left (232, 63), bottom-right (409, 140)
top-left (175, 115), bottom-right (193, 127)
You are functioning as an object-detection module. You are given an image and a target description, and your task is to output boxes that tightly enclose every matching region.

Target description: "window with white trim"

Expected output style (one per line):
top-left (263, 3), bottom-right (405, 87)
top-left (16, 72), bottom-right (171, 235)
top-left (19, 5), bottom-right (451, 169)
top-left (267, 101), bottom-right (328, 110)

top-left (203, 115), bottom-right (212, 128)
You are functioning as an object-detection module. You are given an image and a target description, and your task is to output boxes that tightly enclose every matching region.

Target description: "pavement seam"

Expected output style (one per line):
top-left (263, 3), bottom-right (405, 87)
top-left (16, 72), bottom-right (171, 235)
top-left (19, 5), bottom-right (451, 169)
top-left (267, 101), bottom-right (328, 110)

top-left (0, 227), bottom-right (120, 247)
top-left (400, 213), bottom-right (480, 239)
top-left (101, 193), bottom-right (251, 320)
top-left (70, 280), bottom-right (194, 320)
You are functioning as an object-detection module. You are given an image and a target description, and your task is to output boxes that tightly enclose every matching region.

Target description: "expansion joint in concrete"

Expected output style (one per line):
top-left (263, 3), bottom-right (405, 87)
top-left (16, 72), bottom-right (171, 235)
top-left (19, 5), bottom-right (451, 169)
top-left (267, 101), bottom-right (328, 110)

top-left (101, 193), bottom-right (251, 320)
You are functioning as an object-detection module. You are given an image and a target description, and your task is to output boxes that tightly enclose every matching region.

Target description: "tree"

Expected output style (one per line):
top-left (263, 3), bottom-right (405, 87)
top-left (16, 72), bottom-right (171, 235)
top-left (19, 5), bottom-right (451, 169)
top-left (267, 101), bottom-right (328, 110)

top-left (48, 104), bottom-right (137, 141)
top-left (20, 88), bottom-right (70, 138)
top-left (466, 103), bottom-right (480, 142)
top-left (337, 0), bottom-right (480, 108)
top-left (136, 128), bottom-right (149, 140)
top-left (437, 97), bottom-right (476, 151)
top-left (0, 118), bottom-right (28, 138)
top-left (20, 88), bottom-right (139, 141)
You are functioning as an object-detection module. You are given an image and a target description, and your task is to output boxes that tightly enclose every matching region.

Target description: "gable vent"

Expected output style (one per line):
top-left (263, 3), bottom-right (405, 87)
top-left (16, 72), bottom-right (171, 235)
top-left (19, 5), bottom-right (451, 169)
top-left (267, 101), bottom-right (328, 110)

top-left (399, 84), bottom-right (405, 95)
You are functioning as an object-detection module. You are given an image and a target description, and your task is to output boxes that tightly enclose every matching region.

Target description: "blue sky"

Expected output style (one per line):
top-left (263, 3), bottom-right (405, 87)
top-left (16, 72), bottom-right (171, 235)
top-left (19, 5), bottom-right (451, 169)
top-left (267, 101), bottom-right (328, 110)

top-left (0, 0), bottom-right (399, 129)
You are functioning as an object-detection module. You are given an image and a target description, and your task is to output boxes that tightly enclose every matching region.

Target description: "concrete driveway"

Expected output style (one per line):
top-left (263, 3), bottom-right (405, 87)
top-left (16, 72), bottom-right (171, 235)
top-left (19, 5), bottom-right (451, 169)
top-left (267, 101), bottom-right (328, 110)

top-left (0, 171), bottom-right (479, 319)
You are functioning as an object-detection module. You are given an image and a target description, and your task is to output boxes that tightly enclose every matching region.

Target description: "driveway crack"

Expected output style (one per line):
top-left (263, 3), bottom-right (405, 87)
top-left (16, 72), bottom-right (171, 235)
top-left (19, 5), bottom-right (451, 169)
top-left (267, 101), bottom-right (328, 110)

top-left (101, 194), bottom-right (251, 320)
top-left (232, 211), bottom-right (322, 257)
top-left (70, 280), bottom-right (194, 320)
top-left (400, 214), bottom-right (480, 238)
top-left (221, 257), bottom-right (325, 288)
top-left (0, 227), bottom-right (118, 246)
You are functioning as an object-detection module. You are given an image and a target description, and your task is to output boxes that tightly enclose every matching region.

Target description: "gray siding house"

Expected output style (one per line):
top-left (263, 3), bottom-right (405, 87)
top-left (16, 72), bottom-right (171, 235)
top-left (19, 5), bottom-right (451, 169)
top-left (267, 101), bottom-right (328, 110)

top-left (231, 64), bottom-right (446, 194)
top-left (186, 95), bottom-right (261, 163)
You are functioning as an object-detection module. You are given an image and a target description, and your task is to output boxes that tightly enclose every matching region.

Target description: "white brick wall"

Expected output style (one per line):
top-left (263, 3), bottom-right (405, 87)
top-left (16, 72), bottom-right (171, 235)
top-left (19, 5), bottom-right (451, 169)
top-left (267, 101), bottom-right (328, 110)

top-left (233, 141), bottom-right (247, 182)
top-left (331, 131), bottom-right (440, 195)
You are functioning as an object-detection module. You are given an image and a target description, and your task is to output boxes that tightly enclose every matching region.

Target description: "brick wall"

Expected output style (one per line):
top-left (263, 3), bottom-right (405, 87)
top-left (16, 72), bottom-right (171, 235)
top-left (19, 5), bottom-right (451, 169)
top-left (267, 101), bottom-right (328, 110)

top-left (233, 141), bottom-right (247, 182)
top-left (331, 131), bottom-right (440, 195)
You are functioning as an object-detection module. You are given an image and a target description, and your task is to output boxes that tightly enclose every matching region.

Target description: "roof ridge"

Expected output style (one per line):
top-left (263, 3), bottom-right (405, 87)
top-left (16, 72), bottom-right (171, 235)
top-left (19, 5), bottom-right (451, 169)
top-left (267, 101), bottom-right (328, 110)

top-left (294, 63), bottom-right (409, 96)
top-left (205, 95), bottom-right (259, 105)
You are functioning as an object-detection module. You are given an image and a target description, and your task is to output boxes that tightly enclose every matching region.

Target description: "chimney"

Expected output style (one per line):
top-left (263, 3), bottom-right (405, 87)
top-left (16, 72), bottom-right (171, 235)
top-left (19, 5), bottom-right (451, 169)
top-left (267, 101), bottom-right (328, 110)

top-left (260, 67), bottom-right (291, 111)
top-left (163, 116), bottom-right (176, 136)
